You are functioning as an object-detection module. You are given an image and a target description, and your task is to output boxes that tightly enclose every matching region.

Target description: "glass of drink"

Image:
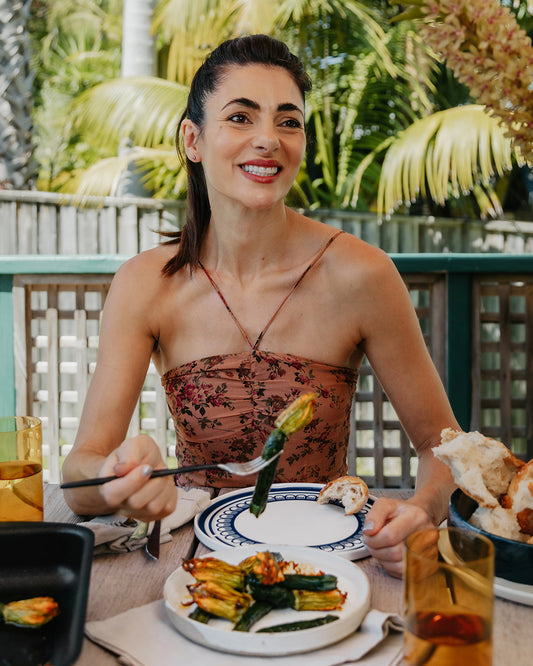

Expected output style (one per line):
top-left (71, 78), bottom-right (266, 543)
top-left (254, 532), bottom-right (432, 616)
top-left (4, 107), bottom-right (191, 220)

top-left (404, 525), bottom-right (494, 666)
top-left (0, 416), bottom-right (43, 521)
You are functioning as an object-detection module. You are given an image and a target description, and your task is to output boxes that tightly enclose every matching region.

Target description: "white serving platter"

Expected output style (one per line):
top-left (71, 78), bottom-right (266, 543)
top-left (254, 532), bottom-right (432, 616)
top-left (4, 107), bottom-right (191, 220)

top-left (194, 483), bottom-right (373, 560)
top-left (494, 576), bottom-right (533, 606)
top-left (163, 543), bottom-right (370, 656)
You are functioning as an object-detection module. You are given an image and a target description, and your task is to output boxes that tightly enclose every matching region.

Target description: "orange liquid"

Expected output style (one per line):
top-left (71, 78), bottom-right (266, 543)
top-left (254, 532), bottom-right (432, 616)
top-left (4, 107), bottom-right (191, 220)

top-left (405, 611), bottom-right (492, 666)
top-left (0, 461), bottom-right (43, 521)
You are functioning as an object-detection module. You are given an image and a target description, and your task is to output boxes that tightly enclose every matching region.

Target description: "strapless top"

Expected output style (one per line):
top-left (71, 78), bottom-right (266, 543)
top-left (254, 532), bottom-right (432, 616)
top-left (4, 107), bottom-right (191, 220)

top-left (161, 350), bottom-right (358, 487)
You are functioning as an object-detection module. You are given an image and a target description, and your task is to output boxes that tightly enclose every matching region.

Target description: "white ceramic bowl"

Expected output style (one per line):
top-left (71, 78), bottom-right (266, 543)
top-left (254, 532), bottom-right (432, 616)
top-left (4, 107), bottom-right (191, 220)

top-left (163, 543), bottom-right (370, 656)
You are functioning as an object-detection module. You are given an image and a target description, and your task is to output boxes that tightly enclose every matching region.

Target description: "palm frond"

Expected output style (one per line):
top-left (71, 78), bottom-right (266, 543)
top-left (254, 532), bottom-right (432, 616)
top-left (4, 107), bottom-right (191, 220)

top-left (276, 0), bottom-right (398, 78)
top-left (233, 0), bottom-right (281, 34)
top-left (376, 105), bottom-right (520, 219)
top-left (153, 0), bottom-right (234, 38)
top-left (155, 0), bottom-right (239, 83)
top-left (58, 146), bottom-right (181, 198)
top-left (57, 155), bottom-right (129, 197)
top-left (72, 77), bottom-right (190, 149)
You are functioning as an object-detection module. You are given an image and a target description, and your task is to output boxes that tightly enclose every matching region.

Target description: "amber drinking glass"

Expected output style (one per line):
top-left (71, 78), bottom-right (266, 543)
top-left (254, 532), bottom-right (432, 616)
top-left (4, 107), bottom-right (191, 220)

top-left (404, 526), bottom-right (494, 666)
top-left (0, 416), bottom-right (43, 521)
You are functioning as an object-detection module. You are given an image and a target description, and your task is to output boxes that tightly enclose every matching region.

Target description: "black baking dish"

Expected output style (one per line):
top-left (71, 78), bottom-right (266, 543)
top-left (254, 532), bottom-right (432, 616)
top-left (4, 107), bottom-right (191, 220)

top-left (0, 522), bottom-right (94, 666)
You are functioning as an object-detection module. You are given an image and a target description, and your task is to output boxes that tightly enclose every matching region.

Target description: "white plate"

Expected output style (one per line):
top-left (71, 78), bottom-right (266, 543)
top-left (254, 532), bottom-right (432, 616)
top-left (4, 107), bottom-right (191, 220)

top-left (194, 483), bottom-right (373, 560)
top-left (163, 544), bottom-right (370, 656)
top-left (494, 576), bottom-right (533, 606)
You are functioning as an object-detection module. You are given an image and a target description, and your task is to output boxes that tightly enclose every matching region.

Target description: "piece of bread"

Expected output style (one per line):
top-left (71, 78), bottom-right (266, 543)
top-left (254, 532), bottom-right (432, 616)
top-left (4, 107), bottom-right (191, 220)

top-left (317, 476), bottom-right (369, 515)
top-left (470, 504), bottom-right (528, 542)
top-left (433, 428), bottom-right (524, 508)
top-left (502, 460), bottom-right (533, 535)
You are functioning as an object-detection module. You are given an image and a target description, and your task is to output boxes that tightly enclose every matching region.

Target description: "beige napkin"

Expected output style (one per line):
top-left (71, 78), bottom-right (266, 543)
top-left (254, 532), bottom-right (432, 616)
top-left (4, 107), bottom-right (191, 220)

top-left (85, 600), bottom-right (404, 666)
top-left (80, 488), bottom-right (211, 554)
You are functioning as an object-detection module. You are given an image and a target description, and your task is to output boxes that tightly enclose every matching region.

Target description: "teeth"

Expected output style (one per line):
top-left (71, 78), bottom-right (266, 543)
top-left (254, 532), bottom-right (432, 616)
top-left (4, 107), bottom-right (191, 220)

top-left (241, 164), bottom-right (279, 176)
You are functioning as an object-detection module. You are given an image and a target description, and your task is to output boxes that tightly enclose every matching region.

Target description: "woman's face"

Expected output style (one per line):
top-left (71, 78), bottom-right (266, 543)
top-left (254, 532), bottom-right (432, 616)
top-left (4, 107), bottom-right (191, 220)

top-left (183, 64), bottom-right (306, 213)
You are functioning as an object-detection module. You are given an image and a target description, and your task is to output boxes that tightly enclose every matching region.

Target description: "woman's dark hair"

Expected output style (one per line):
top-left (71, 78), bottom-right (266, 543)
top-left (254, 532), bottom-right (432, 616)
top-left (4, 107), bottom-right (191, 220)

top-left (161, 34), bottom-right (312, 276)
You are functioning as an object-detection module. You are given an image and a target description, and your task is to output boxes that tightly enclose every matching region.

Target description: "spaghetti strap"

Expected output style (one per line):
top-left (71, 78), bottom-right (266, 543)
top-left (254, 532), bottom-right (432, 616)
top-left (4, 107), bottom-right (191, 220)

top-left (253, 230), bottom-right (344, 349)
top-left (199, 230), bottom-right (344, 350)
top-left (199, 261), bottom-right (255, 349)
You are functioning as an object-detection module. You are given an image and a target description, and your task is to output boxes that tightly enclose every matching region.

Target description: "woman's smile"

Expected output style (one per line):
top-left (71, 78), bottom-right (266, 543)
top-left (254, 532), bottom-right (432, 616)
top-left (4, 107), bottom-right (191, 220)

top-left (239, 160), bottom-right (283, 180)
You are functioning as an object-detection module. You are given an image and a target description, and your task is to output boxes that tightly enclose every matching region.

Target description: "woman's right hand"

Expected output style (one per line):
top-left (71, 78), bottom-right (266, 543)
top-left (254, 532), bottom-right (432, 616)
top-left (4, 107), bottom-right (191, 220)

top-left (95, 434), bottom-right (178, 522)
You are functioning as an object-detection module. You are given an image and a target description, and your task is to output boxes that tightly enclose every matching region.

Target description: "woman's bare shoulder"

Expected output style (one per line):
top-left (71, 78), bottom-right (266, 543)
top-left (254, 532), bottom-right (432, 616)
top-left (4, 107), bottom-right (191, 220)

top-left (112, 244), bottom-right (178, 285)
top-left (294, 212), bottom-right (388, 258)
top-left (104, 246), bottom-right (182, 319)
top-left (325, 228), bottom-right (397, 283)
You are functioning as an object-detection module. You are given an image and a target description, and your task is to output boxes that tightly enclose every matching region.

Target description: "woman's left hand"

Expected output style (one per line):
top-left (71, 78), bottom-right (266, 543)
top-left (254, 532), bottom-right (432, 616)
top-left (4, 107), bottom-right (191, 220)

top-left (362, 496), bottom-right (435, 578)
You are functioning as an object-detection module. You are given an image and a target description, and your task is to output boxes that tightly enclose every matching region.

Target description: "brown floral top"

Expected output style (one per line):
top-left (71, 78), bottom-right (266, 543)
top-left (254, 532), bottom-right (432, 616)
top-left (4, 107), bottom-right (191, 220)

top-left (161, 351), bottom-right (358, 487)
top-left (160, 230), bottom-right (357, 488)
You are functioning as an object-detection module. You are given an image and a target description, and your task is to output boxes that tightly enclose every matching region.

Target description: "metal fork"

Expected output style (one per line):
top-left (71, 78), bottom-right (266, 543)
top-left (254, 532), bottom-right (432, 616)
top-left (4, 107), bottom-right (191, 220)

top-left (60, 451), bottom-right (282, 488)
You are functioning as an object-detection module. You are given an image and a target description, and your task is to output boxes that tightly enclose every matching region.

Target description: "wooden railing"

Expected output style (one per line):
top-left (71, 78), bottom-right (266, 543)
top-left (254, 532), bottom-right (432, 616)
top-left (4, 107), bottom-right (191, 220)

top-left (1, 254), bottom-right (532, 487)
top-left (2, 189), bottom-right (533, 255)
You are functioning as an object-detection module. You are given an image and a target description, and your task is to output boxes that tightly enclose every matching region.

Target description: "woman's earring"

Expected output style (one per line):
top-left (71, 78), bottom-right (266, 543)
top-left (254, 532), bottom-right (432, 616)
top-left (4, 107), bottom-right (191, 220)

top-left (189, 152), bottom-right (199, 162)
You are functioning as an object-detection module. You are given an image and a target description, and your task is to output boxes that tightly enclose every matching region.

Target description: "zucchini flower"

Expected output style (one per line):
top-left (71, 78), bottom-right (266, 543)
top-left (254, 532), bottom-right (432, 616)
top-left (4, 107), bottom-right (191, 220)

top-left (187, 581), bottom-right (253, 623)
top-left (239, 551), bottom-right (284, 586)
top-left (275, 392), bottom-right (318, 436)
top-left (0, 597), bottom-right (59, 628)
top-left (292, 589), bottom-right (347, 611)
top-left (183, 556), bottom-right (245, 590)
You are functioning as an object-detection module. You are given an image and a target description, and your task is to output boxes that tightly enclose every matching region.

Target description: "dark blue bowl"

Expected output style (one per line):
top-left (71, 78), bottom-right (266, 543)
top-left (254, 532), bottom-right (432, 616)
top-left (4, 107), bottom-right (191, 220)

top-left (449, 488), bottom-right (533, 585)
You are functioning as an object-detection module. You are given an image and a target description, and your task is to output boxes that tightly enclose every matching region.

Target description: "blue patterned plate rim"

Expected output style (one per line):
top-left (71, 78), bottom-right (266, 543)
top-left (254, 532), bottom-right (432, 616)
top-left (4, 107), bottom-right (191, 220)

top-left (194, 482), bottom-right (374, 558)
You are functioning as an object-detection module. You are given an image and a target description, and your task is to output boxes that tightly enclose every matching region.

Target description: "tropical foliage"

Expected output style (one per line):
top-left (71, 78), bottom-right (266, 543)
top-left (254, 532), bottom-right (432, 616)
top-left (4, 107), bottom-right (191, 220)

top-left (379, 0), bottom-right (533, 219)
top-left (23, 0), bottom-right (533, 219)
top-left (28, 0), bottom-right (122, 190)
top-left (0, 0), bottom-right (35, 189)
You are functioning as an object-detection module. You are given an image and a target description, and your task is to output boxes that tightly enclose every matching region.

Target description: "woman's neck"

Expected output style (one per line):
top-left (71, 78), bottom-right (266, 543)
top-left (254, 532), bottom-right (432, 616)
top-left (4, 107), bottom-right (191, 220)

top-left (201, 203), bottom-right (297, 280)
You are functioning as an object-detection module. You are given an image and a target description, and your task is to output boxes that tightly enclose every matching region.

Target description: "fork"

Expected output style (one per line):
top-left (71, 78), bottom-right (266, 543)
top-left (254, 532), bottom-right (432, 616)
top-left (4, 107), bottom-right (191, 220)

top-left (59, 451), bottom-right (282, 488)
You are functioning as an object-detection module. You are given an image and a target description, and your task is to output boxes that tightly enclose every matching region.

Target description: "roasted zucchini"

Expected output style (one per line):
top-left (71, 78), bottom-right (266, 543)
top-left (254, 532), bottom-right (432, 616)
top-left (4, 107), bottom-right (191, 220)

top-left (246, 577), bottom-right (295, 608)
top-left (257, 614), bottom-right (339, 632)
top-left (188, 606), bottom-right (213, 624)
top-left (280, 573), bottom-right (338, 591)
top-left (183, 549), bottom-right (347, 632)
top-left (249, 392), bottom-right (318, 517)
top-left (247, 576), bottom-right (346, 611)
top-left (233, 601), bottom-right (274, 632)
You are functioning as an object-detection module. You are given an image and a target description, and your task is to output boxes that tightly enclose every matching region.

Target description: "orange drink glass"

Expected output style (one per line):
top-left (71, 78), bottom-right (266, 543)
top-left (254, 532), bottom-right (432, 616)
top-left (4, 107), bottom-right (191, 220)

top-left (0, 416), bottom-right (43, 521)
top-left (404, 526), bottom-right (494, 666)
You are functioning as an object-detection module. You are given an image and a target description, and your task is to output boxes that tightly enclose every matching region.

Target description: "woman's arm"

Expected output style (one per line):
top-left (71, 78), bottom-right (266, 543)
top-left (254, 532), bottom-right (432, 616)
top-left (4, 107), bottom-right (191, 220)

top-left (352, 250), bottom-right (459, 576)
top-left (62, 255), bottom-right (177, 520)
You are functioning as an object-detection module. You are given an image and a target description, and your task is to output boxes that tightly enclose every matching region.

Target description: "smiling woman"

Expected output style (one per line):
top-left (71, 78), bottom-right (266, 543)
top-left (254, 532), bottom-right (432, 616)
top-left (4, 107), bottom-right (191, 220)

top-left (180, 63), bottom-right (307, 215)
top-left (61, 35), bottom-right (461, 578)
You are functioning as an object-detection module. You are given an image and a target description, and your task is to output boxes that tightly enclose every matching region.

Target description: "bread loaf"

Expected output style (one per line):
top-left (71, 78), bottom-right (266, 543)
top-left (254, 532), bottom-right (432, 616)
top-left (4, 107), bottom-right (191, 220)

top-left (434, 428), bottom-right (533, 542)
top-left (502, 460), bottom-right (533, 535)
top-left (470, 504), bottom-right (528, 542)
top-left (317, 475), bottom-right (369, 515)
top-left (433, 428), bottom-right (523, 508)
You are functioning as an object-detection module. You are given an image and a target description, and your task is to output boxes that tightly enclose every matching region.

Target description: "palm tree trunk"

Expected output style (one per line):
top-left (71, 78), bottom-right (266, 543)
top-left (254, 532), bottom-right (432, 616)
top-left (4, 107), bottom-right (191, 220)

top-left (116, 0), bottom-right (157, 196)
top-left (121, 0), bottom-right (157, 77)
top-left (0, 0), bottom-right (35, 189)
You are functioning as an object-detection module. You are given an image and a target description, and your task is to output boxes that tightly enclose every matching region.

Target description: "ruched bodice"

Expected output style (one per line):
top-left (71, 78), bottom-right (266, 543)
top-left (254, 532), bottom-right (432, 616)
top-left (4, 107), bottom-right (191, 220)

top-left (161, 351), bottom-right (357, 487)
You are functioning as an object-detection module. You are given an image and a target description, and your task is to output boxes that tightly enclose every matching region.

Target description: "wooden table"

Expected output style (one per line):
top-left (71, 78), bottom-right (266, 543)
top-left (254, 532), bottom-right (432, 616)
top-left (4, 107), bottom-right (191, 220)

top-left (44, 486), bottom-right (532, 665)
